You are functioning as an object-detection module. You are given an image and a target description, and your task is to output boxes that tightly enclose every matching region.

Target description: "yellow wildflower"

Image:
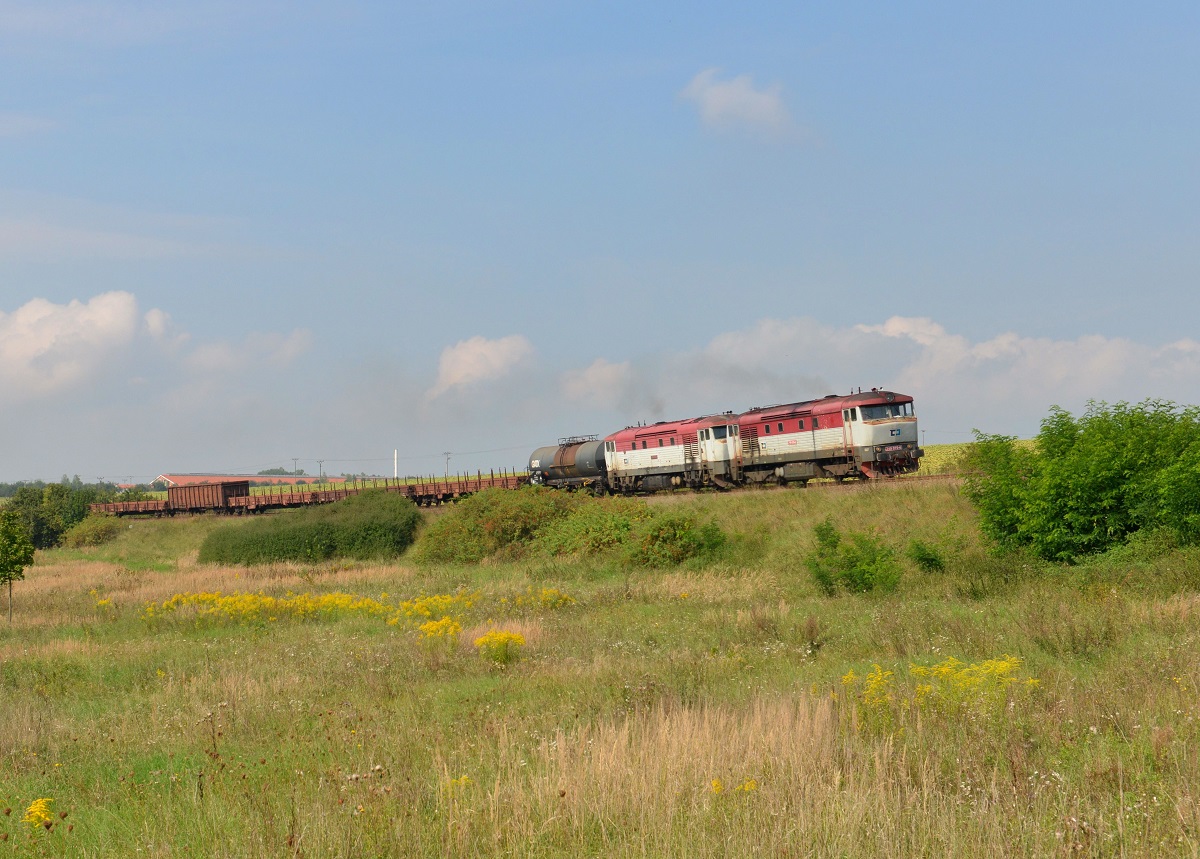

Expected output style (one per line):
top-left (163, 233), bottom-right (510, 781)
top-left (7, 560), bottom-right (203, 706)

top-left (23, 798), bottom-right (53, 827)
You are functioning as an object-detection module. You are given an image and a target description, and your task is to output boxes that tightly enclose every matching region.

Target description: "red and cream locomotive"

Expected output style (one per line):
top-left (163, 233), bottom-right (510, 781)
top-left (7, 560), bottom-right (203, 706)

top-left (527, 389), bottom-right (922, 493)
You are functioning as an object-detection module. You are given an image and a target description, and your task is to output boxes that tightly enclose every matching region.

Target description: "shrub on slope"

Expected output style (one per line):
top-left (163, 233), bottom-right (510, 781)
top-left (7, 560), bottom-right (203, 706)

top-left (411, 488), bottom-right (726, 567)
top-left (409, 488), bottom-right (583, 564)
top-left (198, 491), bottom-right (421, 565)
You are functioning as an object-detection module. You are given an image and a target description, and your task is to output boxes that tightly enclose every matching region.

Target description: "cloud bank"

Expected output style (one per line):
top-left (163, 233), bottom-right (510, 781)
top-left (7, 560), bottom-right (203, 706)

top-left (0, 291), bottom-right (311, 406)
top-left (553, 316), bottom-right (1200, 440)
top-left (5, 295), bottom-right (1200, 480)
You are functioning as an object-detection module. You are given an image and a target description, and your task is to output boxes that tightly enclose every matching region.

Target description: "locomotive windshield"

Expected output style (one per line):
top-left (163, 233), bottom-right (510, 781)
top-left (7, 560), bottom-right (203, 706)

top-left (861, 402), bottom-right (914, 420)
top-left (712, 426), bottom-right (728, 439)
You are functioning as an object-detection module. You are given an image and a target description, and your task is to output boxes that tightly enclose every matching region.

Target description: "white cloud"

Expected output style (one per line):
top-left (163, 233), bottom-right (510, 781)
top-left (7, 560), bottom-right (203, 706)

top-left (0, 291), bottom-right (142, 400)
top-left (427, 334), bottom-right (534, 399)
top-left (855, 317), bottom-right (1155, 403)
top-left (680, 68), bottom-right (791, 133)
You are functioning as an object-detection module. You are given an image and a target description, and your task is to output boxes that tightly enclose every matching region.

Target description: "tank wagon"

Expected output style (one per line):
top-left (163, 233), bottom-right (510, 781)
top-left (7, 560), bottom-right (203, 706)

top-left (528, 436), bottom-right (607, 491)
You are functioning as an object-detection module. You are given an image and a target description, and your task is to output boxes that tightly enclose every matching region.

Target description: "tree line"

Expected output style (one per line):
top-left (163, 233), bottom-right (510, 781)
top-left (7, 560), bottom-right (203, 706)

top-left (1, 481), bottom-right (125, 549)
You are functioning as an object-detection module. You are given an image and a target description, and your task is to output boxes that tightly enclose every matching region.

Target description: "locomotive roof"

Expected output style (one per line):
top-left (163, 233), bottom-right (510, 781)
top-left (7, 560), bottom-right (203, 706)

top-left (605, 413), bottom-right (736, 440)
top-left (740, 390), bottom-right (913, 419)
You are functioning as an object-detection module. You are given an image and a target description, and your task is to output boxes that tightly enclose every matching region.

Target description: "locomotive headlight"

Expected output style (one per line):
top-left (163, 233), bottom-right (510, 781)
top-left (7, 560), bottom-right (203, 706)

top-left (874, 446), bottom-right (882, 453)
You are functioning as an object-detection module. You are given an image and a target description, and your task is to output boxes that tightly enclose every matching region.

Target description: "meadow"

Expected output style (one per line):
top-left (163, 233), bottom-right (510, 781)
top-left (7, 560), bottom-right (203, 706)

top-left (2, 479), bottom-right (1199, 857)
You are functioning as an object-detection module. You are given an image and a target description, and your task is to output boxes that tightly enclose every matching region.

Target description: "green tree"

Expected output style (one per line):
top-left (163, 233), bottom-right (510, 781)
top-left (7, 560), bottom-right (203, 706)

top-left (7, 485), bottom-right (60, 549)
top-left (0, 509), bottom-right (35, 623)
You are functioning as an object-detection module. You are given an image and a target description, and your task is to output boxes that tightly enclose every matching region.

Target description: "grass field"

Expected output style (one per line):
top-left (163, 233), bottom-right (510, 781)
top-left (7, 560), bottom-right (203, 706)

top-left (3, 481), bottom-right (1198, 857)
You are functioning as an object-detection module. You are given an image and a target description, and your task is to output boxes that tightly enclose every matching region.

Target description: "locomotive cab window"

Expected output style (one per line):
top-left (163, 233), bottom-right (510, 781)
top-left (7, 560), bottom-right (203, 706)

top-left (812, 417), bottom-right (819, 428)
top-left (763, 424), bottom-right (770, 434)
top-left (712, 426), bottom-right (728, 440)
top-left (778, 423), bottom-right (784, 433)
top-left (861, 403), bottom-right (911, 420)
top-left (798, 419), bottom-right (805, 430)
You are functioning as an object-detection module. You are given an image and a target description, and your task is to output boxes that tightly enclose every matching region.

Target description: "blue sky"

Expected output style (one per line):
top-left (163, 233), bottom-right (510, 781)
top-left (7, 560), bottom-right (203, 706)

top-left (2, 2), bottom-right (1198, 481)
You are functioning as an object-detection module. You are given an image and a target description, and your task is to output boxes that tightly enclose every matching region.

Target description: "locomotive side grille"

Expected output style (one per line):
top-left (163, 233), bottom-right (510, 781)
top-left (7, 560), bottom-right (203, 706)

top-left (741, 427), bottom-right (760, 457)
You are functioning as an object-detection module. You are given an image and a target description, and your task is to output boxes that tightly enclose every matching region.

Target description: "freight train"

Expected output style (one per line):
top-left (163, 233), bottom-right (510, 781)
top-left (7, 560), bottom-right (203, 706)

top-left (527, 389), bottom-right (922, 494)
top-left (92, 389), bottom-right (921, 517)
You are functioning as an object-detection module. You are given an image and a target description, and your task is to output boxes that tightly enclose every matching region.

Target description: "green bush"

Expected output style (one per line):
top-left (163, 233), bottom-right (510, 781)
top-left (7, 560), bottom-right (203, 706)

top-left (410, 488), bottom-right (583, 564)
top-left (198, 491), bottom-right (421, 565)
top-left (61, 515), bottom-right (124, 548)
top-left (965, 401), bottom-right (1200, 561)
top-left (622, 511), bottom-right (725, 568)
top-left (533, 497), bottom-right (655, 557)
top-left (806, 517), bottom-right (900, 595)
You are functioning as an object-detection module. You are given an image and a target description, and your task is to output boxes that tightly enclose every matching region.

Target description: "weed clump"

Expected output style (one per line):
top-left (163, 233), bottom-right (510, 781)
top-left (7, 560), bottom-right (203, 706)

top-left (905, 539), bottom-right (945, 573)
top-left (807, 517), bottom-right (900, 595)
top-left (197, 491), bottom-right (421, 565)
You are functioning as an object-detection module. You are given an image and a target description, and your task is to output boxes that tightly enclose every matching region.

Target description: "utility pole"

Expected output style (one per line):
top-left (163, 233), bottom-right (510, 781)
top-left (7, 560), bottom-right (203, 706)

top-left (443, 451), bottom-right (452, 481)
top-left (292, 457), bottom-right (299, 476)
top-left (394, 449), bottom-right (398, 479)
top-left (318, 460), bottom-right (324, 483)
